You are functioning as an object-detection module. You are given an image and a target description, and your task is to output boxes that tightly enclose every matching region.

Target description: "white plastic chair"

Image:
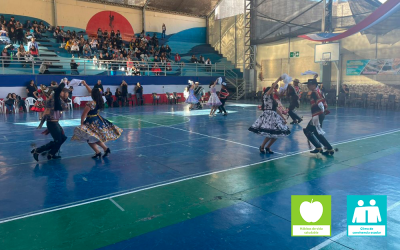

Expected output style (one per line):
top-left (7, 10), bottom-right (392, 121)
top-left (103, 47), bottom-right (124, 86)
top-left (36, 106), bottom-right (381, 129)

top-left (13, 100), bottom-right (19, 113)
top-left (0, 100), bottom-right (4, 113)
top-left (25, 97), bottom-right (36, 113)
top-left (67, 97), bottom-right (73, 111)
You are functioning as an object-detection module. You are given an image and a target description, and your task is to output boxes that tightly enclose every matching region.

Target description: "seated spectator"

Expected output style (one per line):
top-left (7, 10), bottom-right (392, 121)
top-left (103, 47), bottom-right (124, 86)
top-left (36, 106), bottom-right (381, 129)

top-left (116, 30), bottom-right (122, 40)
top-left (175, 53), bottom-right (181, 63)
top-left (154, 44), bottom-right (160, 55)
top-left (190, 55), bottom-right (198, 63)
top-left (199, 55), bottom-right (205, 64)
top-left (12, 93), bottom-right (26, 112)
top-left (132, 65), bottom-right (141, 76)
top-left (70, 42), bottom-right (79, 58)
top-left (16, 44), bottom-right (26, 60)
top-left (93, 55), bottom-right (98, 68)
top-left (103, 30), bottom-right (109, 39)
top-left (83, 50), bottom-right (91, 59)
top-left (165, 45), bottom-right (172, 58)
top-left (91, 38), bottom-right (98, 53)
top-left (153, 55), bottom-right (160, 63)
top-left (2, 48), bottom-right (10, 67)
top-left (83, 43), bottom-right (91, 54)
top-left (4, 93), bottom-right (15, 114)
top-left (149, 46), bottom-right (155, 56)
top-left (34, 26), bottom-right (42, 39)
top-left (27, 38), bottom-right (39, 54)
top-left (151, 63), bottom-right (162, 76)
top-left (110, 30), bottom-right (115, 38)
top-left (97, 28), bottom-right (103, 41)
top-left (205, 58), bottom-right (212, 71)
top-left (0, 25), bottom-right (10, 44)
top-left (25, 20), bottom-right (32, 29)
top-left (129, 39), bottom-right (135, 50)
top-left (70, 59), bottom-right (80, 75)
top-left (160, 45), bottom-right (166, 55)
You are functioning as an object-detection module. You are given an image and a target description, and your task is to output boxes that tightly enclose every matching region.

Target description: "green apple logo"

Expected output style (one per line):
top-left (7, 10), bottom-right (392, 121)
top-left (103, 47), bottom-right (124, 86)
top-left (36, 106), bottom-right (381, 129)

top-left (300, 199), bottom-right (323, 223)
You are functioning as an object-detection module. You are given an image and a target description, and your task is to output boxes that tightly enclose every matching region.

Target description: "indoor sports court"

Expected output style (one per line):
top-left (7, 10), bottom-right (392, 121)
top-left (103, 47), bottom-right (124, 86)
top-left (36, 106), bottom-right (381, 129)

top-left (1, 0), bottom-right (400, 249)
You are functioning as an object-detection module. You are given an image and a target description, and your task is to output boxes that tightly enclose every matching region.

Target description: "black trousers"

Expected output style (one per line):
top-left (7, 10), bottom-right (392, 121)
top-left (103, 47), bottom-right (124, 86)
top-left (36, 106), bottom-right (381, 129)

top-left (36, 121), bottom-right (67, 156)
top-left (218, 98), bottom-right (227, 113)
top-left (136, 93), bottom-right (143, 105)
top-left (106, 97), bottom-right (113, 107)
top-left (303, 114), bottom-right (332, 150)
top-left (288, 101), bottom-right (301, 121)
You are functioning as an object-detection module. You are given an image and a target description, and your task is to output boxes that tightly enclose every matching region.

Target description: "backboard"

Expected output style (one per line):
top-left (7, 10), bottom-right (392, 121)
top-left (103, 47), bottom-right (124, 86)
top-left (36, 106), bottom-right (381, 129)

top-left (315, 43), bottom-right (340, 63)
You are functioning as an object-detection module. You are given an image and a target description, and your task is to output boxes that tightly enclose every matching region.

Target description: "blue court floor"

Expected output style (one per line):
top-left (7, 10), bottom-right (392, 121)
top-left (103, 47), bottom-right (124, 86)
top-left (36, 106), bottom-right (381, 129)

top-left (1, 102), bottom-right (400, 249)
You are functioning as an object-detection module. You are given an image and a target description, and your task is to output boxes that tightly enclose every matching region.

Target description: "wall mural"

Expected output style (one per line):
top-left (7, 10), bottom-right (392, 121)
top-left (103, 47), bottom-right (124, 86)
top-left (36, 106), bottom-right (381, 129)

top-left (86, 11), bottom-right (134, 41)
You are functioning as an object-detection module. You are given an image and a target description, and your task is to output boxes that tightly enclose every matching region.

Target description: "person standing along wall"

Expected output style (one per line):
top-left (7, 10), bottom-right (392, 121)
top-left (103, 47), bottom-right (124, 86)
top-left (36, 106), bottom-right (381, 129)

top-left (135, 82), bottom-right (143, 105)
top-left (162, 24), bottom-right (166, 39)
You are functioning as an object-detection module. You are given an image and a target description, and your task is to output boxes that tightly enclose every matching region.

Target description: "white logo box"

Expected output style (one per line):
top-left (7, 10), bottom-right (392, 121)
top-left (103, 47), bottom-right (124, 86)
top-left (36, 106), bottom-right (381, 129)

top-left (348, 225), bottom-right (386, 236)
top-left (293, 225), bottom-right (330, 236)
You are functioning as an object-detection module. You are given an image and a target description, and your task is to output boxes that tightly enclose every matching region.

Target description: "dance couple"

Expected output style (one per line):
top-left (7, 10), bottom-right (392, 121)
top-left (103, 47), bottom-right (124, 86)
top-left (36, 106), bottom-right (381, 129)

top-left (32, 81), bottom-right (122, 161)
top-left (185, 78), bottom-right (229, 116)
top-left (249, 74), bottom-right (335, 155)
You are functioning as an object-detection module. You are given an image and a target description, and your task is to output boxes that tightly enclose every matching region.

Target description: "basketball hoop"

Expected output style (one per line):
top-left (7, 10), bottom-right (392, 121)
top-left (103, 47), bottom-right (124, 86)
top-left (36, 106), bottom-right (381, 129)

top-left (320, 58), bottom-right (331, 66)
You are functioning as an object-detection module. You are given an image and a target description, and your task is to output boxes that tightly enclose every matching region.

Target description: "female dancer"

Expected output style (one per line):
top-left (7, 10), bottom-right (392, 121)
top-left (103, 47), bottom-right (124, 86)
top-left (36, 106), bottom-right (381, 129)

top-left (185, 81), bottom-right (199, 110)
top-left (207, 80), bottom-right (222, 117)
top-left (273, 83), bottom-right (288, 116)
top-left (32, 86), bottom-right (46, 119)
top-left (248, 77), bottom-right (291, 154)
top-left (72, 81), bottom-right (123, 158)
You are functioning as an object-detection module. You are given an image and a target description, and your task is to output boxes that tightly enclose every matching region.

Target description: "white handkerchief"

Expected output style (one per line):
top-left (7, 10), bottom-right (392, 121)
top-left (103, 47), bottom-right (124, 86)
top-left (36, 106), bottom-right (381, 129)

top-left (301, 70), bottom-right (318, 76)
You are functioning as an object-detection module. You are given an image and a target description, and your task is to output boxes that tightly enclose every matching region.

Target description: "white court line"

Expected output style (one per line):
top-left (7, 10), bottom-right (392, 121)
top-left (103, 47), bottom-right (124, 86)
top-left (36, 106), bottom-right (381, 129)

top-left (1, 129), bottom-right (400, 225)
top-left (310, 200), bottom-right (400, 250)
top-left (108, 198), bottom-right (125, 212)
top-left (104, 111), bottom-right (261, 150)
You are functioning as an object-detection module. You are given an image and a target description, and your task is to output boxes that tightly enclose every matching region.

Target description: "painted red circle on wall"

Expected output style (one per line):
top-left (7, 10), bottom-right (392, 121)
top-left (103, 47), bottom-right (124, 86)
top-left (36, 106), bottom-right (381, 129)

top-left (86, 11), bottom-right (134, 41)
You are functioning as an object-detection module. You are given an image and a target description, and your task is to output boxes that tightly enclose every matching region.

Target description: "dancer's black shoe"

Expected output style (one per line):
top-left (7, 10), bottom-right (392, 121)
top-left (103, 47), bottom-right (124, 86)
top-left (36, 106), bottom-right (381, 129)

top-left (33, 151), bottom-right (39, 162)
top-left (47, 154), bottom-right (61, 160)
top-left (103, 148), bottom-right (111, 157)
top-left (290, 121), bottom-right (298, 125)
top-left (310, 148), bottom-right (323, 154)
top-left (92, 152), bottom-right (102, 159)
top-left (297, 118), bottom-right (303, 124)
top-left (259, 146), bottom-right (266, 153)
top-left (265, 148), bottom-right (274, 154)
top-left (322, 149), bottom-right (335, 156)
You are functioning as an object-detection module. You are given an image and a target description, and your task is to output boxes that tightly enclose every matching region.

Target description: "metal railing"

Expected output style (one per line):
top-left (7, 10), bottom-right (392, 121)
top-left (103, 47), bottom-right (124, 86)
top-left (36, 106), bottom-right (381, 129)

top-left (0, 56), bottom-right (230, 77)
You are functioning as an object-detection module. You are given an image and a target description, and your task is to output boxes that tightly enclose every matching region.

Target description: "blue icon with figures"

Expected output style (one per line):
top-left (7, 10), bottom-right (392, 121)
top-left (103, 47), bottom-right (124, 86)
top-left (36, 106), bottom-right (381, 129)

top-left (347, 195), bottom-right (387, 236)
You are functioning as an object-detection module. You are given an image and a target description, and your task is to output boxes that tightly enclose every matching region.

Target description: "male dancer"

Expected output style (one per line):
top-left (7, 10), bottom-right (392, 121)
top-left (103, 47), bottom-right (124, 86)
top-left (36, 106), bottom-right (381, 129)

top-left (32, 82), bottom-right (69, 161)
top-left (302, 75), bottom-right (336, 156)
top-left (287, 78), bottom-right (302, 124)
top-left (193, 82), bottom-right (204, 110)
top-left (218, 82), bottom-right (229, 116)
